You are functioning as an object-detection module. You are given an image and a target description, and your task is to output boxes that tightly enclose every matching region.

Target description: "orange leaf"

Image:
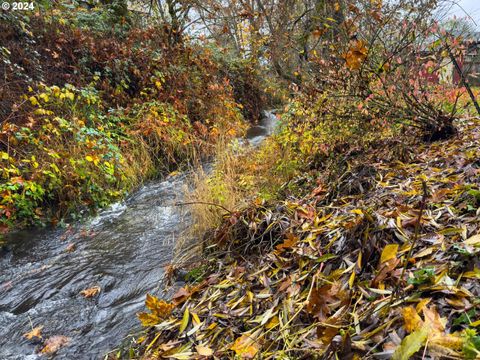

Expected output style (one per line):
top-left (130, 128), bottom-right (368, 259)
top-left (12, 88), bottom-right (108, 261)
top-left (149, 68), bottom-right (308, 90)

top-left (403, 307), bottom-right (423, 333)
top-left (275, 233), bottom-right (298, 252)
top-left (230, 332), bottom-right (261, 359)
top-left (138, 294), bottom-right (175, 326)
top-left (80, 286), bottom-right (101, 298)
top-left (344, 40), bottom-right (368, 70)
top-left (145, 294), bottom-right (175, 317)
top-left (23, 326), bottom-right (43, 340)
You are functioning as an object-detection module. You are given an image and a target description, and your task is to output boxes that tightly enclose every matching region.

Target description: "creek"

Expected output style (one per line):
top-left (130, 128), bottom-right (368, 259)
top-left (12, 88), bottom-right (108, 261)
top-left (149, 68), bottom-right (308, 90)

top-left (0, 111), bottom-right (278, 359)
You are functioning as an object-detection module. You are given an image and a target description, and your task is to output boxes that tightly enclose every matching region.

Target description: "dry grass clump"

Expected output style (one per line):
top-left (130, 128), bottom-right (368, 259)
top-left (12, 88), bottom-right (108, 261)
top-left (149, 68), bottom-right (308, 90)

top-left (178, 131), bottom-right (301, 259)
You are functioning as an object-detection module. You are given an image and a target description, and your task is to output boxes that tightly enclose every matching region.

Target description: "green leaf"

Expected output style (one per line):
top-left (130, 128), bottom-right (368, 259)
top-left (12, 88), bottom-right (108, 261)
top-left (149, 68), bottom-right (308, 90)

top-left (407, 267), bottom-right (435, 285)
top-left (392, 325), bottom-right (428, 360)
top-left (453, 309), bottom-right (476, 326)
top-left (463, 329), bottom-right (480, 359)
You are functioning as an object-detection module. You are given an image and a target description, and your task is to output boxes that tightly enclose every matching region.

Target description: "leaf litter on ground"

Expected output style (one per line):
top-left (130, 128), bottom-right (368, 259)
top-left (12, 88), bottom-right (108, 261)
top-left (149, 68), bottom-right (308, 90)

top-left (131, 118), bottom-right (480, 359)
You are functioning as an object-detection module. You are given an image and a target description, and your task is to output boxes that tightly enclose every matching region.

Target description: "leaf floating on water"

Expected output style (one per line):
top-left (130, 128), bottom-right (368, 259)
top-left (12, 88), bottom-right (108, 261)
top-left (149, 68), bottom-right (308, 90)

top-left (40, 335), bottom-right (70, 355)
top-left (80, 286), bottom-right (101, 298)
top-left (65, 243), bottom-right (76, 252)
top-left (23, 325), bottom-right (43, 340)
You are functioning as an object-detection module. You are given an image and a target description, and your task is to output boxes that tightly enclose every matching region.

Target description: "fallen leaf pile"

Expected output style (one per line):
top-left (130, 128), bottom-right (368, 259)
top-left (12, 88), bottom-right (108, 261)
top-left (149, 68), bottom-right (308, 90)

top-left (134, 119), bottom-right (480, 359)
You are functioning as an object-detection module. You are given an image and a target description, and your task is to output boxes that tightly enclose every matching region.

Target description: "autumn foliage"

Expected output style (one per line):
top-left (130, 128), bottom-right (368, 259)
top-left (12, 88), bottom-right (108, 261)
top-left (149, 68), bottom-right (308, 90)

top-left (128, 1), bottom-right (480, 359)
top-left (0, 6), bottom-right (247, 231)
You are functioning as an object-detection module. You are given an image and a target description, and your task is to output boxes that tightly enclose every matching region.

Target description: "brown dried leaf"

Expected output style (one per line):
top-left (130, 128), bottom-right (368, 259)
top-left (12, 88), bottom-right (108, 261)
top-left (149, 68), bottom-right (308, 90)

top-left (40, 335), bottom-right (70, 354)
top-left (65, 243), bottom-right (76, 252)
top-left (172, 287), bottom-right (191, 305)
top-left (307, 284), bottom-right (339, 320)
top-left (275, 233), bottom-right (298, 253)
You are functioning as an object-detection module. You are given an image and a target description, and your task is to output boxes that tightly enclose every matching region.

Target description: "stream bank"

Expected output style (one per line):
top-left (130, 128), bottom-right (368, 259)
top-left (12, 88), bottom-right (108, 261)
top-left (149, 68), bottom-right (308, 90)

top-left (0, 111), bottom-right (278, 359)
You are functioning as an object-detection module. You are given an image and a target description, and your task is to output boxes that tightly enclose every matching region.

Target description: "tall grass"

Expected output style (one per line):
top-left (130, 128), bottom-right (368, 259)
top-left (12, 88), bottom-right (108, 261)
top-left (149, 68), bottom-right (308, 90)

top-left (175, 130), bottom-right (301, 263)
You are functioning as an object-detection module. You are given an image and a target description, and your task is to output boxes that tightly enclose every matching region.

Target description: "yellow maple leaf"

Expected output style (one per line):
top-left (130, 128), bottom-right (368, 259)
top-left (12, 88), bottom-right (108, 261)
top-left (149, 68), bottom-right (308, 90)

top-left (138, 294), bottom-right (175, 327)
top-left (145, 293), bottom-right (175, 317)
top-left (398, 306), bottom-right (463, 358)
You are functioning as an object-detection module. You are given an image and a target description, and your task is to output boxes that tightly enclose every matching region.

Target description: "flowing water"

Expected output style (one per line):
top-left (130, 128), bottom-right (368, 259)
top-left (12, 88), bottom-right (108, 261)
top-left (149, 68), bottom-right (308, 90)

top-left (0, 111), bottom-right (278, 359)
